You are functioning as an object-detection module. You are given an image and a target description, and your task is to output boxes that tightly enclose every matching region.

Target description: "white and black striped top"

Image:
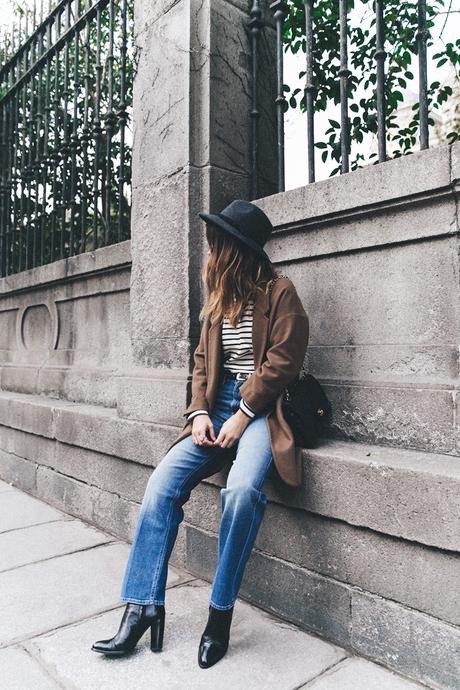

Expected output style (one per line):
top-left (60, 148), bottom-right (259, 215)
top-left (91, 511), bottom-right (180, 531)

top-left (221, 300), bottom-right (255, 375)
top-left (187, 301), bottom-right (257, 422)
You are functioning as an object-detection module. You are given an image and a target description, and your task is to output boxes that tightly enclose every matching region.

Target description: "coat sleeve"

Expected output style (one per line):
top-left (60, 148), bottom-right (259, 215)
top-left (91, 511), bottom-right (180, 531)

top-left (238, 282), bottom-right (309, 416)
top-left (183, 317), bottom-right (210, 419)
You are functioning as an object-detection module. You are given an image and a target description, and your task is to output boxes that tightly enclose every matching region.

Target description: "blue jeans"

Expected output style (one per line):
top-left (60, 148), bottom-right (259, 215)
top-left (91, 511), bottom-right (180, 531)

top-left (119, 377), bottom-right (274, 610)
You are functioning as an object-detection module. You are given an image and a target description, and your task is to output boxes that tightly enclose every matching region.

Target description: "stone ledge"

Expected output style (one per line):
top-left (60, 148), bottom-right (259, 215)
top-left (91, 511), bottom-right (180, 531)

top-left (0, 240), bottom-right (131, 296)
top-left (257, 142), bottom-right (458, 231)
top-left (323, 381), bottom-right (456, 455)
top-left (296, 438), bottom-right (460, 551)
top-left (0, 389), bottom-right (458, 551)
top-left (0, 365), bottom-right (121, 409)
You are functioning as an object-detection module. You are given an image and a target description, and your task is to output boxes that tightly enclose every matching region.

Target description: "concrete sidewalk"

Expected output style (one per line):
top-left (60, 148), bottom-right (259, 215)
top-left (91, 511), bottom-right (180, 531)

top-left (0, 478), bottom-right (435, 690)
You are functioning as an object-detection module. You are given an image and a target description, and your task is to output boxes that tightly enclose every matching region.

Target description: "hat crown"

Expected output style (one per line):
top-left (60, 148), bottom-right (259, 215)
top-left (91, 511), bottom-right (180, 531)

top-left (217, 200), bottom-right (273, 248)
top-left (198, 199), bottom-right (274, 261)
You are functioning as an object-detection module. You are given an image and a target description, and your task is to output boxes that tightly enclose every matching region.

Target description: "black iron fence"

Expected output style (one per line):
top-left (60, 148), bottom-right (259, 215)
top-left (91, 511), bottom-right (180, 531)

top-left (248, 0), bottom-right (434, 197)
top-left (0, 0), bottom-right (133, 278)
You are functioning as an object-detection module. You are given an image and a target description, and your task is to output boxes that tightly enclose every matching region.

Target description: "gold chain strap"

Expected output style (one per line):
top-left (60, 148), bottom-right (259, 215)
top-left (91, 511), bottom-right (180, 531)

top-left (267, 273), bottom-right (288, 295)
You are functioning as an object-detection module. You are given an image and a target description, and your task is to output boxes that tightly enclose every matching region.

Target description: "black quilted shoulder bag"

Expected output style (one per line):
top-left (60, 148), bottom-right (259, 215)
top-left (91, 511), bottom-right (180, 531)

top-left (267, 275), bottom-right (332, 448)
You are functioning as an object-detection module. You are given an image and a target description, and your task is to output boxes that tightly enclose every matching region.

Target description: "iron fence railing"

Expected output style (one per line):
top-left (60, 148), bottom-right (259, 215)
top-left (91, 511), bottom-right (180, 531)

top-left (247, 0), bottom-right (432, 197)
top-left (0, 0), bottom-right (133, 278)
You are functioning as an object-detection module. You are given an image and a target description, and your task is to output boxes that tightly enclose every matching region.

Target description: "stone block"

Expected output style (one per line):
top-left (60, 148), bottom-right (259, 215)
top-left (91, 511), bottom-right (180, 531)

top-left (129, 173), bottom-right (191, 368)
top-left (0, 392), bottom-right (56, 438)
top-left (297, 236), bottom-right (458, 355)
top-left (450, 140), bottom-right (460, 182)
top-left (116, 371), bottom-right (188, 425)
top-left (131, 2), bottom-right (190, 181)
top-left (0, 446), bottom-right (37, 492)
top-left (52, 402), bottom-right (173, 467)
top-left (267, 188), bottom-right (457, 263)
top-left (257, 143), bottom-right (453, 226)
top-left (256, 502), bottom-right (460, 626)
top-left (351, 589), bottom-right (460, 690)
top-left (0, 423), bottom-right (54, 463)
top-left (326, 383), bottom-right (455, 454)
top-left (52, 441), bottom-right (152, 504)
top-left (170, 522), bottom-right (188, 570)
top-left (35, 465), bottom-right (140, 543)
top-left (295, 440), bottom-right (460, 551)
top-left (91, 481), bottom-right (143, 543)
top-left (183, 481), bottom-right (222, 533)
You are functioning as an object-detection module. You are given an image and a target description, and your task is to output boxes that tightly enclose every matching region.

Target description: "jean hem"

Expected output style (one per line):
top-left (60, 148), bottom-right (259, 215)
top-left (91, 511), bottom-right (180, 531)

top-left (120, 596), bottom-right (165, 606)
top-left (209, 599), bottom-right (236, 610)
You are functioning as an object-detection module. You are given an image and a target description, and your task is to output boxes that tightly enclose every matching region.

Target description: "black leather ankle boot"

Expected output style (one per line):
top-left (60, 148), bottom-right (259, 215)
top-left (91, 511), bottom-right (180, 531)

top-left (198, 604), bottom-right (234, 669)
top-left (91, 602), bottom-right (165, 656)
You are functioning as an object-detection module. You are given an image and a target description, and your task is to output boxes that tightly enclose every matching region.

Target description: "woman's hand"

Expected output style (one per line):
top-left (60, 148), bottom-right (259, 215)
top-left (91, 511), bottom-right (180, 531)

top-left (213, 410), bottom-right (251, 449)
top-left (191, 414), bottom-right (216, 446)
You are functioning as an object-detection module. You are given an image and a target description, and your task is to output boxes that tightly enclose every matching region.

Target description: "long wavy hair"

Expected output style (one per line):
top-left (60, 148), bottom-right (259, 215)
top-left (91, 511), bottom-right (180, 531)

top-left (199, 222), bottom-right (279, 328)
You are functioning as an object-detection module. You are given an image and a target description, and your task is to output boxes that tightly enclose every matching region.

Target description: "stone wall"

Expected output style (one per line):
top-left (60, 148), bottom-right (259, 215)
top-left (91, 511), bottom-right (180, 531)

top-left (257, 142), bottom-right (460, 457)
top-left (0, 1), bottom-right (458, 688)
top-left (0, 241), bottom-right (132, 408)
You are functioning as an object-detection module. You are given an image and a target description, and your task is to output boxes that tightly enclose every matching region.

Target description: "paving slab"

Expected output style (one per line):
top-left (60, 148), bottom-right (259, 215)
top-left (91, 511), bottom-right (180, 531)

top-left (0, 519), bottom-right (115, 572)
top-left (0, 490), bottom-right (68, 533)
top-left (0, 645), bottom-right (62, 689)
top-left (0, 541), bottom-right (191, 646)
top-left (300, 656), bottom-right (430, 689)
top-left (25, 580), bottom-right (347, 690)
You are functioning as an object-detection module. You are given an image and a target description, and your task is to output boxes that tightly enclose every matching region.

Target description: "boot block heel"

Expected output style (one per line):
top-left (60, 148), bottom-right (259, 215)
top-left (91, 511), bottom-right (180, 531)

top-left (150, 613), bottom-right (165, 652)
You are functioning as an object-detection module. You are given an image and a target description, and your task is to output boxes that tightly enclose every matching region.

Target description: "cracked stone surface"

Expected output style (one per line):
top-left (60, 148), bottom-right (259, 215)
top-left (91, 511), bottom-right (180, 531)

top-left (0, 479), bottom-right (434, 689)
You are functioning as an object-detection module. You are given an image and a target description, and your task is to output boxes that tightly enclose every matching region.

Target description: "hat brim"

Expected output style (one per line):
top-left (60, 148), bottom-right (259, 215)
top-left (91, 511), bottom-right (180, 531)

top-left (198, 212), bottom-right (270, 262)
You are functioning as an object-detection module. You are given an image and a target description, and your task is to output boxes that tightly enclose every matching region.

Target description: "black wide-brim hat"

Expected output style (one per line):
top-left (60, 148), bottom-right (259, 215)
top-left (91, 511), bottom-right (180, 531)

top-left (198, 199), bottom-right (273, 262)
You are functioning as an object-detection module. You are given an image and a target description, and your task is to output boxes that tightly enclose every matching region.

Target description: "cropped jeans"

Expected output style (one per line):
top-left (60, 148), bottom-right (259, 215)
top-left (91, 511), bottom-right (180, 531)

top-left (119, 376), bottom-right (274, 610)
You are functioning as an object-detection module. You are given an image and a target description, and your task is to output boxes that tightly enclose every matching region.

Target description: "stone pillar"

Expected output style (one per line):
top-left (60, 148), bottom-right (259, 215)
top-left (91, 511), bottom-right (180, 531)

top-left (117, 0), bottom-right (277, 423)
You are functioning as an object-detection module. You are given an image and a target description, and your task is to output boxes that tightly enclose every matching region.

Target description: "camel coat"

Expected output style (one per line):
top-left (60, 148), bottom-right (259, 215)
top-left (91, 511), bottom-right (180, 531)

top-left (165, 276), bottom-right (310, 487)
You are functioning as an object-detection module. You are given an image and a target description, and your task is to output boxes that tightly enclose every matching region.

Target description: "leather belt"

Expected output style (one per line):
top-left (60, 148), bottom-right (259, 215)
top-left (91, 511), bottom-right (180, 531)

top-left (222, 370), bottom-right (250, 380)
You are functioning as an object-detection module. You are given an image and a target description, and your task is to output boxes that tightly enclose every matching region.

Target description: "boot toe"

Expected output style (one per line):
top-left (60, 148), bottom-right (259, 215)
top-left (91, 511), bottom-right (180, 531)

top-left (91, 639), bottom-right (131, 656)
top-left (91, 639), bottom-right (110, 652)
top-left (198, 637), bottom-right (228, 668)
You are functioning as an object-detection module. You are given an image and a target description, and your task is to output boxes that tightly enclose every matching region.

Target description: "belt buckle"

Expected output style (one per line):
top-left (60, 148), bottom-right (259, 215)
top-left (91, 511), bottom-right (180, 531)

top-left (236, 372), bottom-right (247, 380)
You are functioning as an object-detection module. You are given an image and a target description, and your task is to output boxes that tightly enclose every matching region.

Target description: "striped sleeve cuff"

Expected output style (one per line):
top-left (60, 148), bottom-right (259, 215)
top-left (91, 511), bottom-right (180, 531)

top-left (187, 409), bottom-right (209, 422)
top-left (239, 398), bottom-right (256, 419)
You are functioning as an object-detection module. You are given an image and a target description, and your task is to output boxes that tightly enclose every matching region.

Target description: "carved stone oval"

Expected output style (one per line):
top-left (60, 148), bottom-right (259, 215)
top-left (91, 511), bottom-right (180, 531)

top-left (21, 304), bottom-right (53, 351)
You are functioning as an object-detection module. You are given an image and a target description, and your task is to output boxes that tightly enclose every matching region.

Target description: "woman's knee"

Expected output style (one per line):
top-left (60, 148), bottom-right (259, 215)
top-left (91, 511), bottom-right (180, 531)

top-left (220, 482), bottom-right (266, 507)
top-left (143, 465), bottom-right (177, 505)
